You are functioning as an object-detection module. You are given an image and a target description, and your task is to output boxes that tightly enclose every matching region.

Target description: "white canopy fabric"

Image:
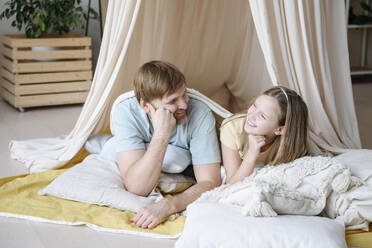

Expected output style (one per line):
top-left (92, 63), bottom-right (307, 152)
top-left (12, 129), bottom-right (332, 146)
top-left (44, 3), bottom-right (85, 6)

top-left (250, 0), bottom-right (361, 153)
top-left (9, 0), bottom-right (361, 173)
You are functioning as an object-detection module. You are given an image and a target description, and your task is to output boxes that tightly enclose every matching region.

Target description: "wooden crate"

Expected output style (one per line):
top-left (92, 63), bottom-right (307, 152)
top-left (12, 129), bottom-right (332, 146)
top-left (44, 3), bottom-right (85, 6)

top-left (0, 33), bottom-right (92, 109)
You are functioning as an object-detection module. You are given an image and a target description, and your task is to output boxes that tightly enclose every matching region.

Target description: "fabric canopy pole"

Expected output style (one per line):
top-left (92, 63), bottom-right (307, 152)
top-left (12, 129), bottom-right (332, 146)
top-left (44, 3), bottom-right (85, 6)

top-left (9, 0), bottom-right (143, 172)
top-left (249, 0), bottom-right (361, 153)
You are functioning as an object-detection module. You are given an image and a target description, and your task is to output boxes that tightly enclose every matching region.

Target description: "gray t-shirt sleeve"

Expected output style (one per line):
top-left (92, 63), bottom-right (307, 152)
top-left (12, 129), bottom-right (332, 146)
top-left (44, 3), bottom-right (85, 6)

top-left (189, 108), bottom-right (221, 165)
top-left (112, 102), bottom-right (146, 153)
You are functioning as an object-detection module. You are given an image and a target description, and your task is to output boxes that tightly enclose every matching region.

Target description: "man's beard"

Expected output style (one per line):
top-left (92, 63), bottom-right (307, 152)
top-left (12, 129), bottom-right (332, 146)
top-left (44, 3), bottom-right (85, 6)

top-left (175, 113), bottom-right (188, 124)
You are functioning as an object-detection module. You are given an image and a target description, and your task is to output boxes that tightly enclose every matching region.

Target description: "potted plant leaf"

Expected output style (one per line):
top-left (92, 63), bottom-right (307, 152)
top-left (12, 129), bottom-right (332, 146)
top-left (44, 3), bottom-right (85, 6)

top-left (0, 0), bottom-right (97, 110)
top-left (0, 0), bottom-right (98, 38)
top-left (349, 1), bottom-right (372, 25)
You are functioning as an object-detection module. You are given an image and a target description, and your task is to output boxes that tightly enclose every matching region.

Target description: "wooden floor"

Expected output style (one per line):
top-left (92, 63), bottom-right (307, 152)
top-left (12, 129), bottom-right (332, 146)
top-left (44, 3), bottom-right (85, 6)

top-left (0, 82), bottom-right (371, 248)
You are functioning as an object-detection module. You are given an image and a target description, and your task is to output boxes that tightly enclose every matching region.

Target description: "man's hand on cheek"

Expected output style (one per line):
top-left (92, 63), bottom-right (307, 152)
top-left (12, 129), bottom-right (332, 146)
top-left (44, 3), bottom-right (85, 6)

top-left (148, 104), bottom-right (176, 138)
top-left (130, 198), bottom-right (173, 229)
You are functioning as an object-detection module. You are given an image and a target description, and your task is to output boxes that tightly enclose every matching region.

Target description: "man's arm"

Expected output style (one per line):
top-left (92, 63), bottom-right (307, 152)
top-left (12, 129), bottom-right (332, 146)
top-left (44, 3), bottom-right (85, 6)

top-left (131, 162), bottom-right (221, 228)
top-left (118, 105), bottom-right (176, 197)
top-left (117, 134), bottom-right (169, 196)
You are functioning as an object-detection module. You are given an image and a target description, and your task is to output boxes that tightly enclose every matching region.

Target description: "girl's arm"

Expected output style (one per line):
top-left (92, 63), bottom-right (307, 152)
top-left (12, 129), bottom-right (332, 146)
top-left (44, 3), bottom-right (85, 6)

top-left (222, 144), bottom-right (256, 184)
top-left (221, 144), bottom-right (242, 183)
top-left (222, 134), bottom-right (265, 184)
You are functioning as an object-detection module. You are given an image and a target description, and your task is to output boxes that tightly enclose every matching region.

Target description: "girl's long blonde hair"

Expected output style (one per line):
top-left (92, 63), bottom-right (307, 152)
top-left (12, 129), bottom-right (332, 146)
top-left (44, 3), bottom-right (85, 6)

top-left (263, 86), bottom-right (309, 165)
top-left (223, 87), bottom-right (309, 165)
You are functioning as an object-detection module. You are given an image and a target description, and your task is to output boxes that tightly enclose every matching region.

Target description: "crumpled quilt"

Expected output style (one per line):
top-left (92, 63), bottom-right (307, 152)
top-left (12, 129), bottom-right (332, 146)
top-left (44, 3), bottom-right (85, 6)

top-left (196, 155), bottom-right (372, 230)
top-left (327, 150), bottom-right (372, 231)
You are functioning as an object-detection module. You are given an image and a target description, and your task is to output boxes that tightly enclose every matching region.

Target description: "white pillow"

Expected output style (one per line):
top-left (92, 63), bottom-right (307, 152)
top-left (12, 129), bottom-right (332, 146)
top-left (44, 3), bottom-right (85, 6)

top-left (335, 149), bottom-right (372, 185)
top-left (38, 154), bottom-right (160, 212)
top-left (175, 202), bottom-right (347, 248)
top-left (84, 134), bottom-right (112, 154)
top-left (38, 154), bottom-right (195, 213)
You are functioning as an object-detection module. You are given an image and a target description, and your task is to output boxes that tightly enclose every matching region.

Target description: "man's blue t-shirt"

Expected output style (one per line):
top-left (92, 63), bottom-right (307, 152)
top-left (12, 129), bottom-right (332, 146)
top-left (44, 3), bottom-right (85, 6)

top-left (100, 97), bottom-right (221, 172)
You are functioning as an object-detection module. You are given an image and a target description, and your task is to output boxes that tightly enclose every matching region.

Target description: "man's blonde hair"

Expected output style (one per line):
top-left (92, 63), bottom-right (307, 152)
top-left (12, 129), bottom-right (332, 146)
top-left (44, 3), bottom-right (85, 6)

top-left (134, 61), bottom-right (186, 102)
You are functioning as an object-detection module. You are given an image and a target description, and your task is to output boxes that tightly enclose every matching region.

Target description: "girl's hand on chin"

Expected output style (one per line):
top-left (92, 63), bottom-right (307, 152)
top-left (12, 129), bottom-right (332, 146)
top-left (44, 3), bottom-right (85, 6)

top-left (247, 134), bottom-right (266, 156)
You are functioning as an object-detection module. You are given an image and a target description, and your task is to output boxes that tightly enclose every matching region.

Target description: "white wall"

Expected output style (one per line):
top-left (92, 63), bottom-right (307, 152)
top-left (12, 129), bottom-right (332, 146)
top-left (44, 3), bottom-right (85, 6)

top-left (0, 0), bottom-right (103, 71)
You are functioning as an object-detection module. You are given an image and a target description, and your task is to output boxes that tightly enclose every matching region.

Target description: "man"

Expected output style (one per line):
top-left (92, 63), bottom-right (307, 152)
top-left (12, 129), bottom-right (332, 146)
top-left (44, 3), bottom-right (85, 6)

top-left (104, 61), bottom-right (221, 228)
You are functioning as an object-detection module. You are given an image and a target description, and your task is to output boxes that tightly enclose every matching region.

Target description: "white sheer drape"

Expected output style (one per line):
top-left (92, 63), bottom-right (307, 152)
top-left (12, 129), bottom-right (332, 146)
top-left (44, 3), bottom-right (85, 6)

top-left (249, 0), bottom-right (361, 153)
top-left (10, 0), bottom-right (142, 172)
top-left (9, 0), bottom-right (361, 173)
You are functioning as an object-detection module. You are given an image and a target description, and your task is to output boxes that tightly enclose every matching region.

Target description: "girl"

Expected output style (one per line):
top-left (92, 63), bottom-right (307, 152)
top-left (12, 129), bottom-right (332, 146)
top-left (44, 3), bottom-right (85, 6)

top-left (220, 86), bottom-right (309, 184)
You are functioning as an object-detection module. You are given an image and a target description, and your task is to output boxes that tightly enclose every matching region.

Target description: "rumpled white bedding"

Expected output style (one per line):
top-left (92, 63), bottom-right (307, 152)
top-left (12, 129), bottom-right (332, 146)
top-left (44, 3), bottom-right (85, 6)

top-left (196, 151), bottom-right (372, 230)
top-left (175, 150), bottom-right (372, 248)
top-left (328, 149), bottom-right (372, 230)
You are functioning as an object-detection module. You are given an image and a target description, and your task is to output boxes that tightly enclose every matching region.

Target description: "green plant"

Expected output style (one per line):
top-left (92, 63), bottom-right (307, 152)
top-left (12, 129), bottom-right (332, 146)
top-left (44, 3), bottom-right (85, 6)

top-left (349, 1), bottom-right (372, 25)
top-left (0, 0), bottom-right (97, 38)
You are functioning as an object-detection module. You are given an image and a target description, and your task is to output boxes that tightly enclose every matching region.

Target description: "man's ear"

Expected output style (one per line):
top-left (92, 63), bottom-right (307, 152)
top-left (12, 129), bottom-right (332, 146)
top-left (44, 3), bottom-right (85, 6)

top-left (274, 126), bottom-right (285, 136)
top-left (140, 99), bottom-right (150, 113)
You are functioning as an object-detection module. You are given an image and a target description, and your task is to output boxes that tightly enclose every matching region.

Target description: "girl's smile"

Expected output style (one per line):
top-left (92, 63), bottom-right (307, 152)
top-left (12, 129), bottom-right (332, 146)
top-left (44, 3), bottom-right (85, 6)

top-left (244, 95), bottom-right (283, 136)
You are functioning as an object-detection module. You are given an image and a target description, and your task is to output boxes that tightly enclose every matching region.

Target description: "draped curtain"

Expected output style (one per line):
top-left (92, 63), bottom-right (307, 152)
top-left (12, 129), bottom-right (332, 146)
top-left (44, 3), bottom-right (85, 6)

top-left (9, 0), bottom-right (361, 173)
top-left (10, 0), bottom-right (142, 172)
top-left (250, 0), bottom-right (361, 153)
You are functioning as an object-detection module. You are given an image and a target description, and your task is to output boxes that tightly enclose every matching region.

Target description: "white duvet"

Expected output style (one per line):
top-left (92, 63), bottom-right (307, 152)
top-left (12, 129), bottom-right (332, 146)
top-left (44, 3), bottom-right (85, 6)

top-left (196, 152), bottom-right (372, 230)
top-left (197, 156), bottom-right (363, 220)
top-left (175, 149), bottom-right (372, 248)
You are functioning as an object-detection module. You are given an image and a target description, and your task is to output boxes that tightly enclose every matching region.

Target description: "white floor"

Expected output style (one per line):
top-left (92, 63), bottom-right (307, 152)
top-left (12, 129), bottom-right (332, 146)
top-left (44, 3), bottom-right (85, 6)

top-left (0, 83), bottom-right (371, 248)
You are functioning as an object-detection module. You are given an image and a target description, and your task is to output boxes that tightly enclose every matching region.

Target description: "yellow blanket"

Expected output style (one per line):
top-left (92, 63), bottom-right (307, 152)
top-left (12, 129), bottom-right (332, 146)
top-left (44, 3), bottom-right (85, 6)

top-left (0, 149), bottom-right (185, 238)
top-left (346, 229), bottom-right (372, 248)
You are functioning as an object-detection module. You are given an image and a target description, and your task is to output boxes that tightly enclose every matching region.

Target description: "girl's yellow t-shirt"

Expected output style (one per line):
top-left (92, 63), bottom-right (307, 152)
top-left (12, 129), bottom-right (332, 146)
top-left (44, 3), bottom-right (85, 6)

top-left (220, 113), bottom-right (277, 166)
